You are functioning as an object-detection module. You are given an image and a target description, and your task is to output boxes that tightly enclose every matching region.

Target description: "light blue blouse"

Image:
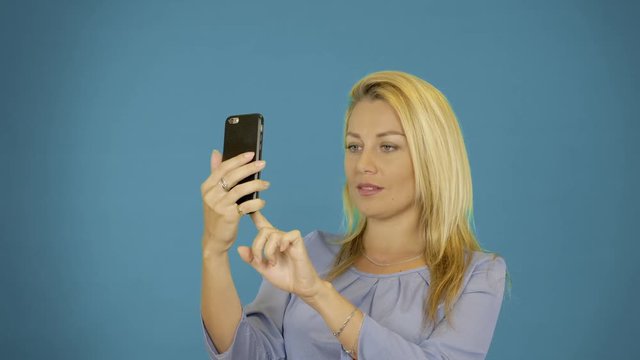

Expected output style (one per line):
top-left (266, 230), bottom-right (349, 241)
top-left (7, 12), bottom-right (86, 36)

top-left (202, 230), bottom-right (507, 359)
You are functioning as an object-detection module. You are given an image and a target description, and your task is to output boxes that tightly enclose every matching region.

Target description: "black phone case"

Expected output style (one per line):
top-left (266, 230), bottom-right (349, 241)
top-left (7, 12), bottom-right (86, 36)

top-left (222, 113), bottom-right (264, 205)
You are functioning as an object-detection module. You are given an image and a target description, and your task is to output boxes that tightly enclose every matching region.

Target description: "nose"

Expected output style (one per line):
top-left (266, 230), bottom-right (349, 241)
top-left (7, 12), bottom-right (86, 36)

top-left (356, 148), bottom-right (377, 174)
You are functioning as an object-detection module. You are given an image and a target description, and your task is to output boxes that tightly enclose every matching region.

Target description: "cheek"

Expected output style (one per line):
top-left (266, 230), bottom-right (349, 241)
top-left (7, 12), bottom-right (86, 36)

top-left (391, 162), bottom-right (415, 193)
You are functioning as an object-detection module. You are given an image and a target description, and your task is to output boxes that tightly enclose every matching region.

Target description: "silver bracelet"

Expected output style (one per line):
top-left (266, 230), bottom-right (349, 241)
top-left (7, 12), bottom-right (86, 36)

top-left (332, 307), bottom-right (358, 338)
top-left (342, 316), bottom-right (362, 359)
top-left (342, 344), bottom-right (356, 358)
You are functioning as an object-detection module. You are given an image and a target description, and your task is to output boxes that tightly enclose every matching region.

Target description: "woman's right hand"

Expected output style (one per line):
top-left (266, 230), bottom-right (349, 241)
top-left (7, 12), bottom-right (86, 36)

top-left (200, 150), bottom-right (269, 257)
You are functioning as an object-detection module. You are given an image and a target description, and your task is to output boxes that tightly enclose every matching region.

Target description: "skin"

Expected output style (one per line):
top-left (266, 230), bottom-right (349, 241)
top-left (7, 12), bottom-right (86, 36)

top-left (200, 99), bottom-right (426, 357)
top-left (200, 150), bottom-right (270, 353)
top-left (345, 98), bottom-right (426, 273)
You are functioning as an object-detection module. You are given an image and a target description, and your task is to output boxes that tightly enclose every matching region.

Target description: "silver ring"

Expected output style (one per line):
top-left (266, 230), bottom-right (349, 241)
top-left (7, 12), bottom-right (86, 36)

top-left (219, 177), bottom-right (230, 192)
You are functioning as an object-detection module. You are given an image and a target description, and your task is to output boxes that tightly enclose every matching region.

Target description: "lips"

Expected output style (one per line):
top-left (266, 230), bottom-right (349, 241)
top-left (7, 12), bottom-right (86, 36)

top-left (357, 183), bottom-right (384, 196)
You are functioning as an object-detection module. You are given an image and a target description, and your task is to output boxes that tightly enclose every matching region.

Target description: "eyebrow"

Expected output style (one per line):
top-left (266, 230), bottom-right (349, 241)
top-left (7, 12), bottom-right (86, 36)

top-left (346, 131), bottom-right (406, 138)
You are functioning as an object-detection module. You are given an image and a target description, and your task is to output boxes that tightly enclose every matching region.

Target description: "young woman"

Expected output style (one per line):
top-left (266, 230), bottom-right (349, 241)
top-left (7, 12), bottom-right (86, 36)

top-left (200, 71), bottom-right (507, 359)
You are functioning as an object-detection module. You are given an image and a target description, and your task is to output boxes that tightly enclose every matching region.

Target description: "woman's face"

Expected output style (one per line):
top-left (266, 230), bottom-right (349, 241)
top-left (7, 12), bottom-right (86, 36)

top-left (345, 99), bottom-right (416, 221)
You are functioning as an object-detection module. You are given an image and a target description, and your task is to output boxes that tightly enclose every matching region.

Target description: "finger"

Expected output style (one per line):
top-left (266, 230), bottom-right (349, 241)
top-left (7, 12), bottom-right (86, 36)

top-left (263, 232), bottom-right (283, 266)
top-left (201, 173), bottom-right (220, 198)
top-left (238, 198), bottom-right (266, 215)
top-left (215, 151), bottom-right (256, 179)
top-left (223, 179), bottom-right (270, 206)
top-left (280, 230), bottom-right (304, 254)
top-left (250, 210), bottom-right (273, 230)
top-left (222, 160), bottom-right (266, 189)
top-left (210, 149), bottom-right (222, 173)
top-left (202, 177), bottom-right (268, 211)
top-left (202, 151), bottom-right (256, 195)
top-left (237, 246), bottom-right (270, 275)
top-left (237, 246), bottom-right (254, 263)
top-left (251, 227), bottom-right (277, 264)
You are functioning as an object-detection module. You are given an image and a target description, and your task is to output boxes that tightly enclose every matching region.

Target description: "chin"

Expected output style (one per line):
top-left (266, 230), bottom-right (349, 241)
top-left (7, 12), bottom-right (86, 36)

top-left (354, 198), bottom-right (416, 222)
top-left (354, 204), bottom-right (392, 220)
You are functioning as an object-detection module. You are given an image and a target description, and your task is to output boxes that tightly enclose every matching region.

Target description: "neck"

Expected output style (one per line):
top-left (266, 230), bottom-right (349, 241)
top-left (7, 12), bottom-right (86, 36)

top-left (361, 208), bottom-right (424, 260)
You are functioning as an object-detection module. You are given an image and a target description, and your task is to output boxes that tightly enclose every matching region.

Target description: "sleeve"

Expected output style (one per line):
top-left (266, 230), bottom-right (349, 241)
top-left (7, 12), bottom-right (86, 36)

top-left (357, 256), bottom-right (507, 360)
top-left (201, 279), bottom-right (291, 360)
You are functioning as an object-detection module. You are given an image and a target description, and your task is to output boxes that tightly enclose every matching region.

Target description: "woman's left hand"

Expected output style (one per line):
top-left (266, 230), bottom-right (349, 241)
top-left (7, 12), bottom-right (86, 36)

top-left (237, 211), bottom-right (324, 300)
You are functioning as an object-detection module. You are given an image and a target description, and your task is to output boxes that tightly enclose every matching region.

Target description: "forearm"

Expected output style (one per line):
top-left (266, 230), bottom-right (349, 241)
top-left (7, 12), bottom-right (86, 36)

top-left (305, 281), bottom-right (364, 358)
top-left (201, 246), bottom-right (243, 354)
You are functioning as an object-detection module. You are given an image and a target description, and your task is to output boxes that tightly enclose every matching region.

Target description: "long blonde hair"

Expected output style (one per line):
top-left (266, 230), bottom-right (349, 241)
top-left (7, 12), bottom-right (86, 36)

top-left (325, 70), bottom-right (484, 326)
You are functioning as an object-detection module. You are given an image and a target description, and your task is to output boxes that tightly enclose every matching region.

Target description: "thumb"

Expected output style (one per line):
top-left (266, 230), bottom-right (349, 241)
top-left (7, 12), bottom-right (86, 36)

top-left (237, 246), bottom-right (254, 264)
top-left (238, 246), bottom-right (269, 276)
top-left (237, 246), bottom-right (269, 275)
top-left (211, 149), bottom-right (222, 172)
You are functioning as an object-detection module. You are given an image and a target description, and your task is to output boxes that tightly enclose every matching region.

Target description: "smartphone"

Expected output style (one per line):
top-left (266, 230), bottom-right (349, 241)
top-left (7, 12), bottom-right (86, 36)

top-left (222, 113), bottom-right (264, 205)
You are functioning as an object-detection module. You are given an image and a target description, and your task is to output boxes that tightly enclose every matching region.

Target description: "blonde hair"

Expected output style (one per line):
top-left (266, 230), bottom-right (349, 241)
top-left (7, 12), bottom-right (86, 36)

top-left (325, 70), bottom-right (485, 326)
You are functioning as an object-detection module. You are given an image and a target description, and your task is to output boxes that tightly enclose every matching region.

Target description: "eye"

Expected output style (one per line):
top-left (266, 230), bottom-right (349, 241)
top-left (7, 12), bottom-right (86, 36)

top-left (381, 144), bottom-right (397, 152)
top-left (345, 144), bottom-right (362, 152)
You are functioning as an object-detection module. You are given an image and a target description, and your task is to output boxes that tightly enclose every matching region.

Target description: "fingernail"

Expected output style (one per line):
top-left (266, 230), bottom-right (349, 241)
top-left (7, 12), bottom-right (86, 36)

top-left (263, 181), bottom-right (270, 188)
top-left (255, 160), bottom-right (265, 168)
top-left (244, 152), bottom-right (255, 159)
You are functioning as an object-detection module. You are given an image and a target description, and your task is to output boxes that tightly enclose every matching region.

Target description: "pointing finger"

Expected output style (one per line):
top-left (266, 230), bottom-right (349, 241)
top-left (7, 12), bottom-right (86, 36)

top-left (250, 210), bottom-right (273, 230)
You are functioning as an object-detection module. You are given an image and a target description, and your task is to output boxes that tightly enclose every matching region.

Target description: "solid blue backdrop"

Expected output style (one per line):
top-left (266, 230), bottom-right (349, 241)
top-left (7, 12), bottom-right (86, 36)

top-left (1, 0), bottom-right (638, 359)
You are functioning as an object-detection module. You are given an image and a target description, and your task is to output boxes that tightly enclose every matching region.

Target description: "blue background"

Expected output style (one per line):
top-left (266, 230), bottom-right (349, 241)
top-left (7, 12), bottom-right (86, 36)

top-left (1, 0), bottom-right (638, 359)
